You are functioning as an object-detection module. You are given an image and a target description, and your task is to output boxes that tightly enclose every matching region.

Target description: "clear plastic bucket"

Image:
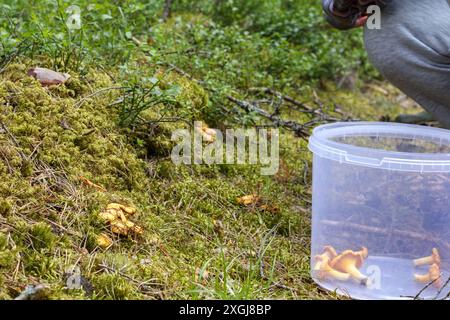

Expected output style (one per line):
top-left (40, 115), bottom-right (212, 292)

top-left (308, 122), bottom-right (450, 300)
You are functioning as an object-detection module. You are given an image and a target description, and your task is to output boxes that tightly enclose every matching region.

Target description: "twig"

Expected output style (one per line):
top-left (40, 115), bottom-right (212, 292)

top-left (161, 62), bottom-right (312, 138)
top-left (74, 86), bottom-right (125, 108)
top-left (271, 282), bottom-right (297, 292)
top-left (434, 277), bottom-right (450, 300)
top-left (163, 62), bottom-right (206, 86)
top-left (249, 87), bottom-right (314, 112)
top-left (410, 277), bottom-right (443, 300)
top-left (226, 95), bottom-right (310, 138)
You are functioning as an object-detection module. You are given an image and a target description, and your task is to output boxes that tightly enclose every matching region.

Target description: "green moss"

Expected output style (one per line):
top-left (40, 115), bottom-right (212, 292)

top-left (29, 223), bottom-right (58, 251)
top-left (23, 251), bottom-right (59, 279)
top-left (0, 233), bottom-right (7, 250)
top-left (91, 273), bottom-right (142, 300)
top-left (0, 200), bottom-right (12, 216)
top-left (0, 53), bottom-right (405, 300)
top-left (0, 250), bottom-right (14, 268)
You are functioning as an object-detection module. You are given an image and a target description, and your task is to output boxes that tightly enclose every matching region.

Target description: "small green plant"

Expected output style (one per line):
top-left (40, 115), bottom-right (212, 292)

top-left (118, 75), bottom-right (181, 127)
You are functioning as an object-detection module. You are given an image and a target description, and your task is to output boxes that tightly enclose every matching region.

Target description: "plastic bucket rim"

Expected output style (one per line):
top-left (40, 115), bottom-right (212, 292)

top-left (308, 122), bottom-right (450, 172)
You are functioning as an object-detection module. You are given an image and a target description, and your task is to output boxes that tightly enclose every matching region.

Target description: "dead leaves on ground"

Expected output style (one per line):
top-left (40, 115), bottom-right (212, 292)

top-left (236, 194), bottom-right (279, 214)
top-left (99, 203), bottom-right (143, 237)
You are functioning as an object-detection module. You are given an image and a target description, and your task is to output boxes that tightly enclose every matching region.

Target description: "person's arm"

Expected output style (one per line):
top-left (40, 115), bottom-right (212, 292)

top-left (322, 0), bottom-right (361, 30)
top-left (322, 0), bottom-right (391, 30)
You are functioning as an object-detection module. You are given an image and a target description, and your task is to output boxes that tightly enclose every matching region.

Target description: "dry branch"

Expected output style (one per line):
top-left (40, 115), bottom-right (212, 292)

top-left (249, 87), bottom-right (314, 112)
top-left (162, 62), bottom-right (312, 138)
top-left (226, 95), bottom-right (310, 138)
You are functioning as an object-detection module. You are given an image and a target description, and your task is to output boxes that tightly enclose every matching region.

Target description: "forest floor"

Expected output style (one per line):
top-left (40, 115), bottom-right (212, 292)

top-left (0, 13), bottom-right (424, 300)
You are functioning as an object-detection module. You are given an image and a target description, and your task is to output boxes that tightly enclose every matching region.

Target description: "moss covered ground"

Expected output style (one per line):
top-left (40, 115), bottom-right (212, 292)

top-left (0, 8), bottom-right (422, 300)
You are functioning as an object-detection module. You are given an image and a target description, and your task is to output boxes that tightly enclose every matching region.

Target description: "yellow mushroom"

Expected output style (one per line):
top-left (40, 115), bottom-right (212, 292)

top-left (313, 246), bottom-right (338, 271)
top-left (98, 209), bottom-right (117, 222)
top-left (414, 263), bottom-right (442, 288)
top-left (315, 259), bottom-right (351, 282)
top-left (330, 250), bottom-right (369, 285)
top-left (96, 233), bottom-right (113, 249)
top-left (99, 203), bottom-right (142, 236)
top-left (413, 248), bottom-right (441, 267)
top-left (195, 124), bottom-right (217, 143)
top-left (106, 203), bottom-right (136, 215)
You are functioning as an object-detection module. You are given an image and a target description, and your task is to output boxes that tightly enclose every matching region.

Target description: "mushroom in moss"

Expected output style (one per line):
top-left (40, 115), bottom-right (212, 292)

top-left (330, 250), bottom-right (369, 285)
top-left (414, 263), bottom-right (442, 288)
top-left (413, 248), bottom-right (441, 267)
top-left (313, 246), bottom-right (338, 272)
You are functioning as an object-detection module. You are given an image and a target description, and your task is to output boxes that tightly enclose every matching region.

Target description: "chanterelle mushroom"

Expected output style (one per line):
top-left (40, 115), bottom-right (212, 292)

top-left (313, 246), bottom-right (338, 271)
top-left (315, 258), bottom-right (350, 282)
top-left (356, 247), bottom-right (369, 259)
top-left (413, 248), bottom-right (441, 267)
top-left (27, 67), bottom-right (71, 87)
top-left (414, 263), bottom-right (442, 288)
top-left (330, 250), bottom-right (369, 285)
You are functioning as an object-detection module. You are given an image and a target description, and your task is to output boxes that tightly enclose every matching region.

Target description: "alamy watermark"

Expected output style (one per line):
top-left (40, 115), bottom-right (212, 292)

top-left (65, 266), bottom-right (82, 289)
top-left (171, 122), bottom-right (279, 175)
top-left (366, 5), bottom-right (381, 30)
top-left (66, 5), bottom-right (82, 30)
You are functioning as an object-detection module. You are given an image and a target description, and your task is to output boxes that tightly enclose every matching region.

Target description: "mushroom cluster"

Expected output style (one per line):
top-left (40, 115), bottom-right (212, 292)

top-left (99, 203), bottom-right (143, 236)
top-left (313, 246), bottom-right (370, 286)
top-left (413, 248), bottom-right (442, 288)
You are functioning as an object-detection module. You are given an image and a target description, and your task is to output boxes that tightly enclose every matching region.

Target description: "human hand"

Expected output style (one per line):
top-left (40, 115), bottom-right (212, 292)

top-left (355, 15), bottom-right (369, 27)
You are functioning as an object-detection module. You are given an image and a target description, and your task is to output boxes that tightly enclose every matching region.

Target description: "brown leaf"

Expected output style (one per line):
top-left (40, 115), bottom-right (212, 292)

top-left (27, 67), bottom-right (71, 86)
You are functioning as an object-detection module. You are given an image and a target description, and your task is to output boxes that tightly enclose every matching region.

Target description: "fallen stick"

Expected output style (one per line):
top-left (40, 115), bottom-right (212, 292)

top-left (74, 86), bottom-right (125, 109)
top-left (321, 219), bottom-right (450, 251)
top-left (226, 95), bottom-right (310, 138)
top-left (249, 87), bottom-right (314, 112)
top-left (162, 63), bottom-right (311, 138)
